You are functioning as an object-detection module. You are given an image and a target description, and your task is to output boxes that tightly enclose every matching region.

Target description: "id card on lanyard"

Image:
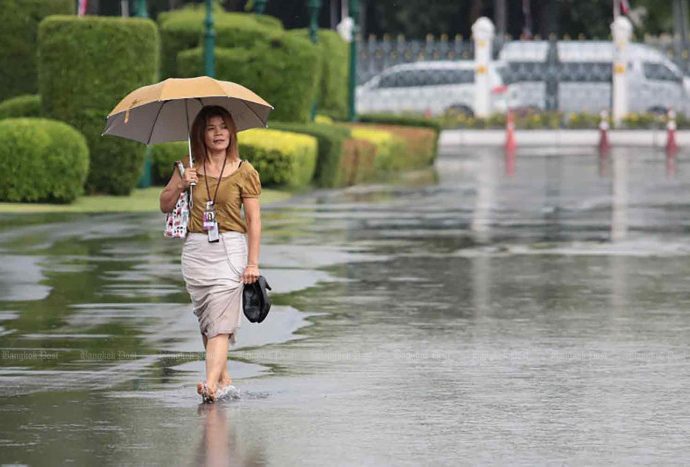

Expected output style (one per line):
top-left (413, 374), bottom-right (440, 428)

top-left (203, 157), bottom-right (227, 243)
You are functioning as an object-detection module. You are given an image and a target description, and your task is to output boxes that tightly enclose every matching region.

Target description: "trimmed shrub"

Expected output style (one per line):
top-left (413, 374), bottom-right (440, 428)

top-left (152, 141), bottom-right (187, 185)
top-left (358, 113), bottom-right (443, 135)
top-left (0, 95), bottom-right (41, 119)
top-left (348, 127), bottom-right (407, 172)
top-left (288, 29), bottom-right (349, 120)
top-left (158, 9), bottom-right (283, 78)
top-left (268, 121), bottom-right (351, 187)
top-left (0, 118), bottom-right (89, 203)
top-left (72, 110), bottom-right (146, 196)
top-left (340, 138), bottom-right (376, 186)
top-left (38, 16), bottom-right (159, 195)
top-left (238, 129), bottom-right (317, 187)
top-left (0, 0), bottom-right (73, 101)
top-left (178, 35), bottom-right (321, 123)
top-left (350, 123), bottom-right (438, 169)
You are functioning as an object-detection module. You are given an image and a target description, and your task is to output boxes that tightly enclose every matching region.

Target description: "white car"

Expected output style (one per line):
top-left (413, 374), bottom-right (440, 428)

top-left (499, 40), bottom-right (690, 115)
top-left (356, 60), bottom-right (509, 117)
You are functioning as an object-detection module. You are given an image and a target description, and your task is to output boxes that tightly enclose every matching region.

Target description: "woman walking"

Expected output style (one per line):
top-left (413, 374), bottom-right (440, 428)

top-left (159, 105), bottom-right (262, 403)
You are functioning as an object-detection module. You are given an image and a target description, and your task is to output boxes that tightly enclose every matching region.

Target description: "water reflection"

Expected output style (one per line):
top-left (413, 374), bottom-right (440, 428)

top-left (194, 403), bottom-right (266, 467)
top-left (611, 151), bottom-right (629, 242)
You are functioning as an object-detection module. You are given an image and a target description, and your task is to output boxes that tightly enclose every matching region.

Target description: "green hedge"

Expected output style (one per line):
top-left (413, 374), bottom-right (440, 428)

top-left (288, 29), bottom-right (349, 120)
top-left (0, 95), bottom-right (41, 119)
top-left (38, 16), bottom-right (159, 195)
top-left (269, 121), bottom-right (351, 187)
top-left (348, 127), bottom-right (408, 172)
top-left (0, 118), bottom-right (89, 203)
top-left (341, 138), bottom-right (377, 186)
top-left (71, 110), bottom-right (146, 196)
top-left (151, 141), bottom-right (187, 185)
top-left (358, 113), bottom-right (443, 135)
top-left (151, 129), bottom-right (318, 188)
top-left (0, 0), bottom-right (73, 102)
top-left (238, 129), bottom-right (317, 187)
top-left (158, 9), bottom-right (283, 78)
top-left (178, 35), bottom-right (321, 123)
top-left (348, 123), bottom-right (438, 169)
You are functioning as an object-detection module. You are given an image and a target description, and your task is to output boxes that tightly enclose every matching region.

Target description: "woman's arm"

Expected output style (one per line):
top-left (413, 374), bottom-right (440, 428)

top-left (159, 164), bottom-right (197, 213)
top-left (242, 197), bottom-right (261, 284)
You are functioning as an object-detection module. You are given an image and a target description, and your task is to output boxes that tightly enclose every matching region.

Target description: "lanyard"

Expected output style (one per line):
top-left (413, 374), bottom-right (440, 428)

top-left (203, 156), bottom-right (228, 206)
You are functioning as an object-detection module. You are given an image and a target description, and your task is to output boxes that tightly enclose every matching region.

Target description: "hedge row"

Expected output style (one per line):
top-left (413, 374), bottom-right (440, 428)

top-left (38, 16), bottom-right (159, 195)
top-left (0, 95), bottom-right (41, 119)
top-left (0, 0), bottom-right (73, 102)
top-left (152, 129), bottom-right (318, 189)
top-left (287, 29), bottom-right (349, 120)
top-left (0, 118), bottom-right (89, 203)
top-left (268, 121), bottom-right (351, 187)
top-left (177, 36), bottom-right (321, 123)
top-left (158, 9), bottom-right (283, 79)
top-left (348, 123), bottom-right (438, 169)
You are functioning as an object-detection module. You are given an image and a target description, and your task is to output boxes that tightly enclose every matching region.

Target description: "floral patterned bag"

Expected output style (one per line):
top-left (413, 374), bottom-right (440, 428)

top-left (164, 160), bottom-right (190, 239)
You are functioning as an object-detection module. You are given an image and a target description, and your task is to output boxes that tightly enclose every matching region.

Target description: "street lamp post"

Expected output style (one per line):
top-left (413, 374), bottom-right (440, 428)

top-left (204, 0), bottom-right (215, 77)
top-left (307, 0), bottom-right (322, 120)
top-left (308, 0), bottom-right (322, 43)
top-left (135, 0), bottom-right (151, 188)
top-left (348, 0), bottom-right (359, 121)
top-left (254, 0), bottom-right (268, 14)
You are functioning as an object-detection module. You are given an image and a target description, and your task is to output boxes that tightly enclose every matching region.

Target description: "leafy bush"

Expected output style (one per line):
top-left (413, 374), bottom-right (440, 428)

top-left (340, 138), bottom-right (376, 186)
top-left (0, 0), bottom-right (73, 101)
top-left (38, 16), bottom-right (159, 194)
top-left (151, 141), bottom-right (187, 185)
top-left (151, 130), bottom-right (318, 188)
top-left (0, 95), bottom-right (41, 119)
top-left (288, 29), bottom-right (349, 120)
top-left (268, 121), bottom-right (351, 187)
top-left (158, 9), bottom-right (283, 78)
top-left (358, 113), bottom-right (443, 134)
top-left (0, 118), bottom-right (89, 203)
top-left (177, 35), bottom-right (321, 123)
top-left (72, 110), bottom-right (147, 196)
top-left (238, 129), bottom-right (317, 187)
top-left (348, 127), bottom-right (407, 171)
top-left (347, 123), bottom-right (438, 169)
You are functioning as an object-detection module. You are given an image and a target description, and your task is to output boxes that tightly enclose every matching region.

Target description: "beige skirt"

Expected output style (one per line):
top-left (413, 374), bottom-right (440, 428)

top-left (181, 231), bottom-right (247, 345)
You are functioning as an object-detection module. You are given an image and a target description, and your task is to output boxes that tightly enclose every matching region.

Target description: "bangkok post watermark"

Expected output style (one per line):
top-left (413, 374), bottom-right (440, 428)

top-left (1, 350), bottom-right (58, 361)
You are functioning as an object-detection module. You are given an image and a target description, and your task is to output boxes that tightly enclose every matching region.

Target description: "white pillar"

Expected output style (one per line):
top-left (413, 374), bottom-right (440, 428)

top-left (472, 17), bottom-right (495, 118)
top-left (611, 16), bottom-right (632, 127)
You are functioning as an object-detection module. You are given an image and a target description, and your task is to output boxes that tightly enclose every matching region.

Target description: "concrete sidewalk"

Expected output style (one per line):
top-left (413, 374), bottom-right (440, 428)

top-left (439, 129), bottom-right (690, 147)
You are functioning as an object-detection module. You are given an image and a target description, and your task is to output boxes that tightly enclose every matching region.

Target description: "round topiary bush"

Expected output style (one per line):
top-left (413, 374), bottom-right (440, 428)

top-left (0, 118), bottom-right (89, 203)
top-left (0, 94), bottom-right (42, 119)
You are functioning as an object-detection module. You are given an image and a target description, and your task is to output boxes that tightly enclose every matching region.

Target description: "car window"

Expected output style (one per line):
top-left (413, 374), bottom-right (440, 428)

top-left (378, 68), bottom-right (474, 88)
top-left (559, 62), bottom-right (612, 82)
top-left (502, 62), bottom-right (548, 84)
top-left (643, 62), bottom-right (682, 82)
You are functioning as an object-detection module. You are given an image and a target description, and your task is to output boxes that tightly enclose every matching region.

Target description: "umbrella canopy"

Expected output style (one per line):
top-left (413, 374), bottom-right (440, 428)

top-left (102, 76), bottom-right (274, 145)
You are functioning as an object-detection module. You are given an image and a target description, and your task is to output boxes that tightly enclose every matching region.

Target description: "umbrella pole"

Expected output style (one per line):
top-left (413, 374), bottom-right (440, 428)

top-left (185, 101), bottom-right (195, 209)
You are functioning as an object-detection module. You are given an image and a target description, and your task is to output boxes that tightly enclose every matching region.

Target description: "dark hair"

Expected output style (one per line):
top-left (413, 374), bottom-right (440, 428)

top-left (190, 105), bottom-right (239, 165)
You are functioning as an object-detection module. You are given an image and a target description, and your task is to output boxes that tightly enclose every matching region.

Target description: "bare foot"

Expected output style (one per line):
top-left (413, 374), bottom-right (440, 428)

top-left (197, 381), bottom-right (217, 403)
top-left (219, 376), bottom-right (233, 388)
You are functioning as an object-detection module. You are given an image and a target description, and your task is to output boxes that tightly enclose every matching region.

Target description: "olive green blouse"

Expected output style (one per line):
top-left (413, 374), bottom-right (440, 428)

top-left (185, 160), bottom-right (261, 234)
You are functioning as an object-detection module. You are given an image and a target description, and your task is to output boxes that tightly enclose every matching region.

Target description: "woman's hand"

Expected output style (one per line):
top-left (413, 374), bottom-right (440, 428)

top-left (181, 167), bottom-right (198, 189)
top-left (242, 264), bottom-right (260, 284)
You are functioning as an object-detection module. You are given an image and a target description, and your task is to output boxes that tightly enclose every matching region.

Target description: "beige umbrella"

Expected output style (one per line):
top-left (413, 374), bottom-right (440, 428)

top-left (102, 76), bottom-right (274, 169)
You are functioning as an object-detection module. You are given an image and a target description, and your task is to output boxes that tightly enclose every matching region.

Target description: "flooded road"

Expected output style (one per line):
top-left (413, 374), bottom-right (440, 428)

top-left (2, 146), bottom-right (690, 465)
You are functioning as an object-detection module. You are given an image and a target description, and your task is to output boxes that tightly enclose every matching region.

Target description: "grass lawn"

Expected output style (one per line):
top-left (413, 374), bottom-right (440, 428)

top-left (0, 187), bottom-right (293, 214)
